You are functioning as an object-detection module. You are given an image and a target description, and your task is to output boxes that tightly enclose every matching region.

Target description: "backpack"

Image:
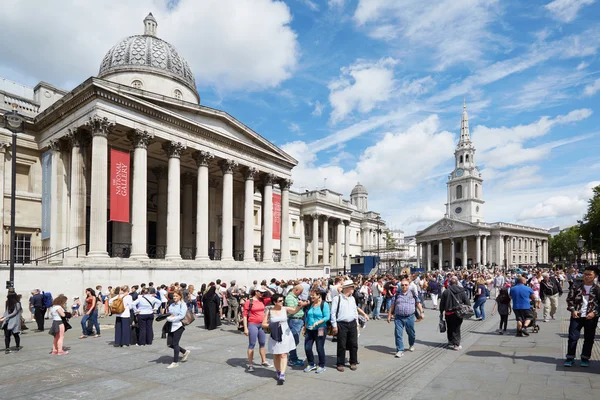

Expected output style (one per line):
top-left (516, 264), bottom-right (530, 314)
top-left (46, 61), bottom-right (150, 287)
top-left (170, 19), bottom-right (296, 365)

top-left (42, 292), bottom-right (53, 308)
top-left (110, 297), bottom-right (125, 314)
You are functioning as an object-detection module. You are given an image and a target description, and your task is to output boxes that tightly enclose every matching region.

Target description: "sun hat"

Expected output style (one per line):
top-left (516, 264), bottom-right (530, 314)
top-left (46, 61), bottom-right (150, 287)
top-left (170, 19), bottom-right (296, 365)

top-left (341, 279), bottom-right (355, 288)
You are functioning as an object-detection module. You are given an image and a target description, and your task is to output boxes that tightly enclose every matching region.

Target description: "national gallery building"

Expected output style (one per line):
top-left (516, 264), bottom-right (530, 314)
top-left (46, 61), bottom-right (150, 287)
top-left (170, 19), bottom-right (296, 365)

top-left (0, 14), bottom-right (386, 296)
top-left (415, 103), bottom-right (550, 270)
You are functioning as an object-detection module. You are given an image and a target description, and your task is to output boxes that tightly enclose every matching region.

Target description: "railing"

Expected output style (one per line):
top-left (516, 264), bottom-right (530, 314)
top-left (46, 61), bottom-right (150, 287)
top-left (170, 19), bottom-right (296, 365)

top-left (148, 245), bottom-right (167, 259)
top-left (210, 249), bottom-right (222, 261)
top-left (0, 245), bottom-right (54, 265)
top-left (254, 250), bottom-right (263, 262)
top-left (31, 244), bottom-right (87, 266)
top-left (181, 247), bottom-right (196, 260)
top-left (108, 242), bottom-right (131, 258)
top-left (273, 252), bottom-right (281, 262)
top-left (233, 250), bottom-right (244, 261)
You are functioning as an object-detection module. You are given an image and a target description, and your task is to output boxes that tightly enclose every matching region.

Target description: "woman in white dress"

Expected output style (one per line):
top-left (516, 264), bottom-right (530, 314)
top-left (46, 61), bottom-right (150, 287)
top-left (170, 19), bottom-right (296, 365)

top-left (262, 293), bottom-right (302, 385)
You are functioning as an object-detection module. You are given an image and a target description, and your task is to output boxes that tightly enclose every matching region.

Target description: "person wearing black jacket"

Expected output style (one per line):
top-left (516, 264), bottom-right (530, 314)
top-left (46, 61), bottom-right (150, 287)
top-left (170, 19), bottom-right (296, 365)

top-left (31, 289), bottom-right (45, 332)
top-left (439, 277), bottom-right (471, 351)
top-left (540, 272), bottom-right (563, 322)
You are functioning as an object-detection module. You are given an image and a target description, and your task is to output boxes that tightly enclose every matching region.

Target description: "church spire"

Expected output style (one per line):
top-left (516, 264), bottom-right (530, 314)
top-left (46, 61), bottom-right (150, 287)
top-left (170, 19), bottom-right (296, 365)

top-left (459, 99), bottom-right (471, 145)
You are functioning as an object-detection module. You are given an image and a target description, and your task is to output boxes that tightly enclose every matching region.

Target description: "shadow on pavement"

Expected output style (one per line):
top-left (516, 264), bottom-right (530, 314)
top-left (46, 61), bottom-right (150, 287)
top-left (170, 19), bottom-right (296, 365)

top-left (414, 339), bottom-right (445, 348)
top-left (464, 350), bottom-right (576, 370)
top-left (225, 358), bottom-right (279, 380)
top-left (364, 345), bottom-right (396, 354)
top-left (148, 355), bottom-right (172, 364)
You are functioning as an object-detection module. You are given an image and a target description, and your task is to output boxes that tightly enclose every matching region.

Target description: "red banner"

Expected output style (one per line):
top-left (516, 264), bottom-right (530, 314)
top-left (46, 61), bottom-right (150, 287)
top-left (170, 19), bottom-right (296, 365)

top-left (272, 193), bottom-right (281, 240)
top-left (110, 149), bottom-right (130, 222)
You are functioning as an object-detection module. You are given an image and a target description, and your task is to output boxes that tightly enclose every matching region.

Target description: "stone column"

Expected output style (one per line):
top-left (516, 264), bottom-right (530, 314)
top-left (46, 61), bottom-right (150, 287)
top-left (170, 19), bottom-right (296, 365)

top-left (543, 240), bottom-right (548, 263)
top-left (312, 213), bottom-right (319, 264)
top-left (450, 239), bottom-right (455, 269)
top-left (243, 167), bottom-right (257, 262)
top-left (181, 172), bottom-right (195, 255)
top-left (193, 151), bottom-right (213, 260)
top-left (344, 220), bottom-right (350, 262)
top-left (47, 140), bottom-right (61, 256)
top-left (67, 128), bottom-right (86, 254)
top-left (262, 174), bottom-right (275, 262)
top-left (499, 235), bottom-right (505, 267)
top-left (163, 141), bottom-right (186, 260)
top-left (152, 166), bottom-right (168, 251)
top-left (279, 179), bottom-right (292, 262)
top-left (427, 242), bottom-right (432, 271)
top-left (299, 215), bottom-right (306, 266)
top-left (220, 159), bottom-right (237, 262)
top-left (87, 116), bottom-right (113, 258)
top-left (322, 217), bottom-right (329, 265)
top-left (482, 235), bottom-right (487, 266)
top-left (416, 243), bottom-right (421, 269)
top-left (438, 240), bottom-right (443, 270)
top-left (462, 237), bottom-right (468, 268)
top-left (475, 235), bottom-right (481, 267)
top-left (336, 220), bottom-right (344, 271)
top-left (127, 130), bottom-right (152, 258)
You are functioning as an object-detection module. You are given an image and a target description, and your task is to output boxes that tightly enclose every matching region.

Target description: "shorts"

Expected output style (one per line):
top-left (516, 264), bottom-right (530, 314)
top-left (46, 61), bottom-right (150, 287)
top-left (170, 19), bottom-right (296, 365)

top-left (514, 309), bottom-right (533, 323)
top-left (247, 323), bottom-right (266, 350)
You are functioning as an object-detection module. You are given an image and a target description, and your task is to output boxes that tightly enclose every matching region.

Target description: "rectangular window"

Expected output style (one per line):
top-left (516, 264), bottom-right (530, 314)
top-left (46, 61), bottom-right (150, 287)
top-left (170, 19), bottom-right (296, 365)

top-left (14, 234), bottom-right (31, 264)
top-left (254, 209), bottom-right (259, 226)
top-left (16, 164), bottom-right (31, 192)
top-left (292, 220), bottom-right (297, 235)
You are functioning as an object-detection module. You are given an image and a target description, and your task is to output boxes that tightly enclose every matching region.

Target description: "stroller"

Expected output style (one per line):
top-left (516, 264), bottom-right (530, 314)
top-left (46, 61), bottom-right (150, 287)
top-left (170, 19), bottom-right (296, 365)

top-left (529, 299), bottom-right (540, 333)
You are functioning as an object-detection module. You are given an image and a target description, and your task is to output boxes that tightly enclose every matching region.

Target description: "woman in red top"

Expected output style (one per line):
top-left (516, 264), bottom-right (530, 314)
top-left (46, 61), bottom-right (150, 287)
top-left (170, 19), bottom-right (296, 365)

top-left (79, 288), bottom-right (100, 339)
top-left (242, 286), bottom-right (273, 372)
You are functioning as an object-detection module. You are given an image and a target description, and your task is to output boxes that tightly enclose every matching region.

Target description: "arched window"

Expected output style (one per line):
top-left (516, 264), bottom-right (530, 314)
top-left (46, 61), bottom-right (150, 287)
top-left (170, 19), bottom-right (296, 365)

top-left (174, 89), bottom-right (183, 100)
top-left (131, 80), bottom-right (143, 89)
top-left (475, 184), bottom-right (479, 198)
top-left (456, 185), bottom-right (463, 199)
top-left (466, 154), bottom-right (469, 162)
top-left (459, 155), bottom-right (463, 163)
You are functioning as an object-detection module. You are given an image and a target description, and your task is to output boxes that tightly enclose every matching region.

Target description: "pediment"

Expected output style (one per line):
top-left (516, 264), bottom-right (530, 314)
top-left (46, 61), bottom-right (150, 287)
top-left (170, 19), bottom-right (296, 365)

top-left (417, 218), bottom-right (478, 238)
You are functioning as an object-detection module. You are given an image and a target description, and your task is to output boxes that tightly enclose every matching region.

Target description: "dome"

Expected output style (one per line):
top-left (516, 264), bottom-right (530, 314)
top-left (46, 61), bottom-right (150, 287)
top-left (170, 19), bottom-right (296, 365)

top-left (351, 182), bottom-right (368, 196)
top-left (98, 13), bottom-right (198, 98)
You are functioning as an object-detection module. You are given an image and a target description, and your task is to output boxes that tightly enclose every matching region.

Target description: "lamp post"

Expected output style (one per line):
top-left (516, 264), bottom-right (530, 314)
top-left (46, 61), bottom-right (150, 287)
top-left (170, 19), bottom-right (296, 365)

top-left (3, 104), bottom-right (25, 290)
top-left (589, 232), bottom-right (593, 265)
top-left (375, 216), bottom-right (381, 269)
top-left (568, 250), bottom-right (574, 266)
top-left (577, 234), bottom-right (585, 269)
top-left (342, 253), bottom-right (347, 276)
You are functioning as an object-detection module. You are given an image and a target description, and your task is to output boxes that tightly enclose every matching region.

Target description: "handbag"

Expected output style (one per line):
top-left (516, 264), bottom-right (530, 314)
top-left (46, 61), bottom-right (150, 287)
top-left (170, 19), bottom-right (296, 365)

top-left (181, 308), bottom-right (195, 326)
top-left (449, 290), bottom-right (474, 319)
top-left (438, 315), bottom-right (446, 333)
top-left (262, 309), bottom-right (272, 334)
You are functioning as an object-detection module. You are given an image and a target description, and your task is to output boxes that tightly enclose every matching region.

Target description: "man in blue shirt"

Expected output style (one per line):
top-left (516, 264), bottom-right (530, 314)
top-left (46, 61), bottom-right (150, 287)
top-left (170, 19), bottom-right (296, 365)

top-left (509, 276), bottom-right (536, 336)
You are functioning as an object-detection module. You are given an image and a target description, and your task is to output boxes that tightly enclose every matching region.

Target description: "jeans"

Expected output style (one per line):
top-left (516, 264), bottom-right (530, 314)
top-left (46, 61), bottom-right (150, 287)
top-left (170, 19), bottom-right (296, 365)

top-left (394, 314), bottom-right (416, 352)
top-left (304, 328), bottom-right (326, 368)
top-left (567, 316), bottom-right (599, 360)
top-left (81, 309), bottom-right (100, 336)
top-left (384, 297), bottom-right (393, 313)
top-left (288, 318), bottom-right (304, 361)
top-left (474, 297), bottom-right (486, 320)
top-left (167, 326), bottom-right (187, 362)
top-left (372, 296), bottom-right (383, 318)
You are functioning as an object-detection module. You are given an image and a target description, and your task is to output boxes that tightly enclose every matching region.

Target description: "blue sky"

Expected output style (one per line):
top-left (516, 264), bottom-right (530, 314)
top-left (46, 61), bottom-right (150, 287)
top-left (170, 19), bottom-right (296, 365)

top-left (1, 0), bottom-right (599, 234)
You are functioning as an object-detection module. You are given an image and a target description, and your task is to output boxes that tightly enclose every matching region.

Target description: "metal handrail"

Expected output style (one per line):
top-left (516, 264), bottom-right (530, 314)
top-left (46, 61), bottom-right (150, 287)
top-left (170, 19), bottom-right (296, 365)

top-left (32, 243), bottom-right (87, 266)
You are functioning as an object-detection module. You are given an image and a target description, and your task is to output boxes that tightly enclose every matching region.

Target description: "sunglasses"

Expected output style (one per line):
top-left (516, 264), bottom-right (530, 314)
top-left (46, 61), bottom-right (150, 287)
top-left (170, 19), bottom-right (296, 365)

top-left (276, 299), bottom-right (284, 303)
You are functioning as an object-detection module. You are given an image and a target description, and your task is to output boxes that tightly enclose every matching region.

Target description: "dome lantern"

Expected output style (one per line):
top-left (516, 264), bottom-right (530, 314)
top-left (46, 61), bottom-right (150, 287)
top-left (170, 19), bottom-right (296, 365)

top-left (144, 13), bottom-right (158, 36)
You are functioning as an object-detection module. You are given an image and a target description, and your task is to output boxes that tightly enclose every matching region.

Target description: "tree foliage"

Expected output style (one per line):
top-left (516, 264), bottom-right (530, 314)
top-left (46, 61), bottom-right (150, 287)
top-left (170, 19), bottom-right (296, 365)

top-left (549, 226), bottom-right (580, 261)
top-left (385, 231), bottom-right (398, 249)
top-left (580, 184), bottom-right (600, 257)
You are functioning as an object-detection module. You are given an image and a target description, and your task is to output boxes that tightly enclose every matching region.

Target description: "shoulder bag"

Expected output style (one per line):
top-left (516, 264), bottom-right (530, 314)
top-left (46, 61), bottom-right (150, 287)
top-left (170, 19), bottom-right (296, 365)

top-left (181, 303), bottom-right (196, 326)
top-left (449, 290), bottom-right (474, 319)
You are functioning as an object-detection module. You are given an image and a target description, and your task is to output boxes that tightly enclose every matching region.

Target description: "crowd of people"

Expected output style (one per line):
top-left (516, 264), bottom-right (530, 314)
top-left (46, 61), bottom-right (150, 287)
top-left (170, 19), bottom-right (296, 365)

top-left (1, 264), bottom-right (598, 381)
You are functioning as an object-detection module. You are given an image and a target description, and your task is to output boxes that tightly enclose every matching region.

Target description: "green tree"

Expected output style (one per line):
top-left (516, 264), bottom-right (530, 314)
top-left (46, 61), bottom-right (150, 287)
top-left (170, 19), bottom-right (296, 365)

top-left (385, 231), bottom-right (398, 249)
top-left (549, 226), bottom-right (580, 262)
top-left (580, 184), bottom-right (600, 258)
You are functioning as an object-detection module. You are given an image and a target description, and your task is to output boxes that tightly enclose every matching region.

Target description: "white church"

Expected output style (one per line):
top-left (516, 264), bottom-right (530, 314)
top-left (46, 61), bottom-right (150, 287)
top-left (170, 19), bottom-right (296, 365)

top-left (415, 103), bottom-right (550, 270)
top-left (0, 14), bottom-right (388, 299)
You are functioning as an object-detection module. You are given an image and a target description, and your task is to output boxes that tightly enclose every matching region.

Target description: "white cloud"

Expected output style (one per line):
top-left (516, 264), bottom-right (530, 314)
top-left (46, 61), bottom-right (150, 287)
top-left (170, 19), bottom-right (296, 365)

top-left (577, 61), bottom-right (589, 70)
top-left (289, 122), bottom-right (301, 133)
top-left (518, 181), bottom-right (599, 220)
top-left (0, 0), bottom-right (298, 92)
top-left (544, 0), bottom-right (596, 23)
top-left (328, 58), bottom-right (397, 124)
top-left (584, 78), bottom-right (600, 96)
top-left (329, 0), bottom-right (345, 7)
top-left (312, 100), bottom-right (325, 116)
top-left (399, 76), bottom-right (436, 96)
top-left (484, 166), bottom-right (543, 189)
top-left (302, 0), bottom-right (320, 11)
top-left (505, 70), bottom-right (587, 110)
top-left (354, 0), bottom-right (500, 70)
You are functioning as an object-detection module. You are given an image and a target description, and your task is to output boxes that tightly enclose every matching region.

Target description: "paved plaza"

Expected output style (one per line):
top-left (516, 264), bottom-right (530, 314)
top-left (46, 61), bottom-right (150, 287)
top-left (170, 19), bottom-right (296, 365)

top-left (1, 296), bottom-right (598, 400)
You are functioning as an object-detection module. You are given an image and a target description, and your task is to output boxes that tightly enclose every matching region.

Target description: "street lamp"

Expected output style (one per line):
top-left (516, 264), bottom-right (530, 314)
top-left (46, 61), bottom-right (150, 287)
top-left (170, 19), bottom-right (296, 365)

top-left (589, 232), bottom-right (593, 264)
top-left (3, 103), bottom-right (25, 290)
top-left (342, 254), bottom-right (347, 276)
top-left (577, 235), bottom-right (585, 268)
top-left (568, 250), bottom-right (574, 265)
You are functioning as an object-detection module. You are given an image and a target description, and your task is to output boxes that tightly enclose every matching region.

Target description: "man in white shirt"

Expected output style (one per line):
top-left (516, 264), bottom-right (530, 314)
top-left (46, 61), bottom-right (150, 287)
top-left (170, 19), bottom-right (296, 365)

top-left (371, 279), bottom-right (384, 320)
top-left (331, 280), bottom-right (360, 372)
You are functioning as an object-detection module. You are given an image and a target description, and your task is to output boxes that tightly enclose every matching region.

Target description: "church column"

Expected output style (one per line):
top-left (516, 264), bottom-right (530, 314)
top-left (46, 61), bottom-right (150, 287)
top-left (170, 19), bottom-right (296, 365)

top-left (416, 243), bottom-right (421, 269)
top-left (87, 116), bottom-right (113, 258)
top-left (322, 216), bottom-right (329, 265)
top-left (543, 240), bottom-right (548, 263)
top-left (475, 235), bottom-right (481, 267)
top-left (243, 167), bottom-right (257, 262)
top-left (47, 140), bottom-right (61, 256)
top-left (193, 151), bottom-right (213, 261)
top-left (427, 242), bottom-right (432, 272)
top-left (450, 239), bottom-right (455, 269)
top-left (344, 220), bottom-right (350, 265)
top-left (163, 141), bottom-right (185, 260)
top-left (127, 129), bottom-right (152, 258)
top-left (220, 159), bottom-right (237, 262)
top-left (299, 215), bottom-right (306, 266)
top-left (181, 172), bottom-right (195, 257)
top-left (262, 173), bottom-right (274, 262)
top-left (312, 213), bottom-right (319, 264)
top-left (279, 179), bottom-right (292, 262)
top-left (482, 235), bottom-right (487, 266)
top-left (462, 237), bottom-right (468, 268)
top-left (438, 240), bottom-right (443, 271)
